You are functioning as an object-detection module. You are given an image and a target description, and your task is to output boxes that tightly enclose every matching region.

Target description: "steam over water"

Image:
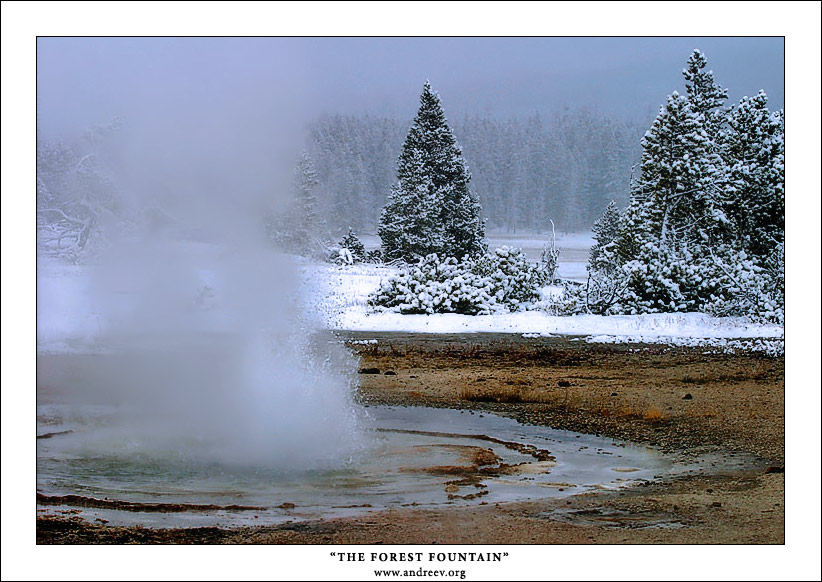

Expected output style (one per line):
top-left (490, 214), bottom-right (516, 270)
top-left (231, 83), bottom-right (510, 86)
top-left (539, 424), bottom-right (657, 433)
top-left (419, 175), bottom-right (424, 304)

top-left (49, 230), bottom-right (367, 470)
top-left (36, 126), bottom-right (368, 467)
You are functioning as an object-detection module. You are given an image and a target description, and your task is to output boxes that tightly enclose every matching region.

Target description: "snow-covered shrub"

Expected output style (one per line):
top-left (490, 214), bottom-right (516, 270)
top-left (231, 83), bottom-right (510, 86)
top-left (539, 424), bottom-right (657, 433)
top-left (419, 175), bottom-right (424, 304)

top-left (538, 243), bottom-right (560, 283)
top-left (584, 269), bottom-right (626, 315)
top-left (331, 247), bottom-right (356, 266)
top-left (329, 229), bottom-right (367, 265)
top-left (369, 254), bottom-right (500, 315)
top-left (537, 281), bottom-right (588, 316)
top-left (537, 220), bottom-right (561, 283)
top-left (37, 134), bottom-right (120, 264)
top-left (606, 239), bottom-right (783, 324)
top-left (369, 247), bottom-right (550, 315)
top-left (762, 241), bottom-right (785, 323)
top-left (618, 244), bottom-right (693, 314)
top-left (473, 246), bottom-right (550, 310)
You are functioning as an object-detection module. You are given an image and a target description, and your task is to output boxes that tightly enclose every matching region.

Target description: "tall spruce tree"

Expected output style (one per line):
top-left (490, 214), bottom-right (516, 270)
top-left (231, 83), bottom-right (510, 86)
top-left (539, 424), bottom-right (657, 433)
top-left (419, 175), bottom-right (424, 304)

top-left (585, 201), bottom-right (625, 314)
top-left (633, 91), bottom-right (725, 250)
top-left (681, 48), bottom-right (732, 245)
top-left (617, 89), bottom-right (728, 313)
top-left (379, 82), bottom-right (486, 262)
top-left (268, 150), bottom-right (321, 254)
top-left (588, 201), bottom-right (621, 272)
top-left (720, 91), bottom-right (785, 259)
top-left (683, 49), bottom-right (729, 122)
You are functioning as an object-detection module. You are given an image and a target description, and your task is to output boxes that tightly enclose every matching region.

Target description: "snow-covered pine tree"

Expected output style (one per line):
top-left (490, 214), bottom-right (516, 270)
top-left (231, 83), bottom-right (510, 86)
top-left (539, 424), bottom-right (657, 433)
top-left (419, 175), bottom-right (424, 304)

top-left (378, 82), bottom-right (486, 262)
top-left (683, 49), bottom-right (729, 123)
top-left (379, 146), bottom-right (440, 261)
top-left (589, 201), bottom-right (621, 271)
top-left (681, 49), bottom-right (733, 245)
top-left (720, 91), bottom-right (785, 260)
top-left (585, 201), bottom-right (626, 314)
top-left (699, 91), bottom-right (785, 323)
top-left (617, 90), bottom-right (728, 313)
top-left (267, 150), bottom-right (323, 255)
top-left (636, 92), bottom-right (727, 248)
top-left (339, 228), bottom-right (366, 263)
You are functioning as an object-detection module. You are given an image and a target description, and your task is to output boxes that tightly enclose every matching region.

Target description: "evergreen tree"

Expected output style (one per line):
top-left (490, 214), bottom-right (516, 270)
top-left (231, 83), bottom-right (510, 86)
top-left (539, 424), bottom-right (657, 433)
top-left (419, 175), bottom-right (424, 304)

top-left (633, 91), bottom-right (726, 251)
top-left (720, 91), bottom-right (785, 259)
top-left (586, 201), bottom-right (626, 314)
top-left (339, 228), bottom-right (366, 262)
top-left (379, 82), bottom-right (486, 262)
top-left (379, 146), bottom-right (440, 260)
top-left (683, 49), bottom-right (729, 121)
top-left (681, 49), bottom-right (732, 242)
top-left (615, 90), bottom-right (729, 313)
top-left (588, 201), bottom-right (621, 272)
top-left (267, 150), bottom-right (322, 255)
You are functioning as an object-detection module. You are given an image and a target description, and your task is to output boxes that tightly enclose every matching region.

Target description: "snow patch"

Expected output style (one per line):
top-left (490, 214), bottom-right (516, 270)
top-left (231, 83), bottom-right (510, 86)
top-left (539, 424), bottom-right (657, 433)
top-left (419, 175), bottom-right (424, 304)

top-left (583, 335), bottom-right (784, 356)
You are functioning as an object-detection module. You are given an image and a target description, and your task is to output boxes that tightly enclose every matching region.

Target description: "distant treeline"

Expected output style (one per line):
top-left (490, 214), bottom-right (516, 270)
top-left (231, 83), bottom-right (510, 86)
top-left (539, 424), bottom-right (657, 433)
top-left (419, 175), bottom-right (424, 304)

top-left (306, 110), bottom-right (646, 236)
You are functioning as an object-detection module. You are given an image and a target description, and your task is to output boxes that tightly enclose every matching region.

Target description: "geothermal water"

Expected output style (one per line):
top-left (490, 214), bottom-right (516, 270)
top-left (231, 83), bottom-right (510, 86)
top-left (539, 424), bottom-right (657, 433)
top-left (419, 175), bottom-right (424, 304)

top-left (39, 401), bottom-right (721, 528)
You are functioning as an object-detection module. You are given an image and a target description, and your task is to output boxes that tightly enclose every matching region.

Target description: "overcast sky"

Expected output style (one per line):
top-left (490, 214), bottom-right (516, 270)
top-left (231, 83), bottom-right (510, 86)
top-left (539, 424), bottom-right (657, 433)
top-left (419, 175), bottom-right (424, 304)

top-left (37, 36), bottom-right (784, 139)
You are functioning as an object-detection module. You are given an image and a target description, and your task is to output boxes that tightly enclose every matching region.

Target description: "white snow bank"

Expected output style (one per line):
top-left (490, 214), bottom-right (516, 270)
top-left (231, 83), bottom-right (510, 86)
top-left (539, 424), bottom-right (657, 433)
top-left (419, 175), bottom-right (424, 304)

top-left (331, 309), bottom-right (783, 339)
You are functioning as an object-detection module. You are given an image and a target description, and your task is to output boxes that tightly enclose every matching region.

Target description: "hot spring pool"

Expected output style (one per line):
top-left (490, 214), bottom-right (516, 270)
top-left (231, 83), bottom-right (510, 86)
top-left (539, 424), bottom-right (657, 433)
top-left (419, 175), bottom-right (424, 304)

top-left (36, 402), bottom-right (704, 528)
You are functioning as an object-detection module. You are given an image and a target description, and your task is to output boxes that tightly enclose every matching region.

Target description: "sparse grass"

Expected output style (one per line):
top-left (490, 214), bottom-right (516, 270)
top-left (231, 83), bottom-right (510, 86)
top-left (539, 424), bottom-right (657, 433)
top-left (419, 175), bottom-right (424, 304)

top-left (459, 384), bottom-right (566, 404)
top-left (459, 384), bottom-right (671, 425)
top-left (643, 406), bottom-right (665, 423)
top-left (615, 404), bottom-right (641, 419)
top-left (595, 404), bottom-right (612, 417)
top-left (592, 400), bottom-right (670, 424)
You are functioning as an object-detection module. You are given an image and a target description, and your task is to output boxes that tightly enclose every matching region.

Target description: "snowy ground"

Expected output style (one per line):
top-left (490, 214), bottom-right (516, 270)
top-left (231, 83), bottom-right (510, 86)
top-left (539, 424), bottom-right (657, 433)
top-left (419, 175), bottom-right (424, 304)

top-left (37, 233), bottom-right (784, 356)
top-left (303, 263), bottom-right (783, 340)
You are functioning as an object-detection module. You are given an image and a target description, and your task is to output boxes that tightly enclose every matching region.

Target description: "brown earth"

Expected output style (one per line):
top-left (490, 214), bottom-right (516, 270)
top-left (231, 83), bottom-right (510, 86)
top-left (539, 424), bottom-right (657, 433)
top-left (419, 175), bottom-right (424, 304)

top-left (37, 333), bottom-right (784, 544)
